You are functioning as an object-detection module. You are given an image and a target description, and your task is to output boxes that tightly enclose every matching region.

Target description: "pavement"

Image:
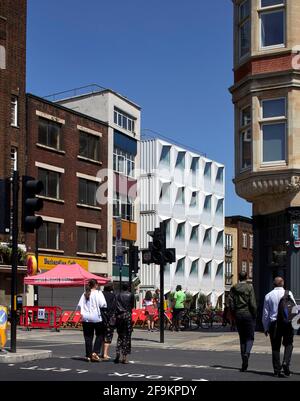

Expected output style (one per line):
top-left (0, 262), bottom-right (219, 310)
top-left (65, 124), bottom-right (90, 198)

top-left (7, 325), bottom-right (300, 353)
top-left (0, 348), bottom-right (52, 364)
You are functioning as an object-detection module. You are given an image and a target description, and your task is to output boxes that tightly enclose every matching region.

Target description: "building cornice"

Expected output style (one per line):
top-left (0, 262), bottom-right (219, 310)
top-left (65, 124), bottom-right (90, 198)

top-left (234, 170), bottom-right (300, 202)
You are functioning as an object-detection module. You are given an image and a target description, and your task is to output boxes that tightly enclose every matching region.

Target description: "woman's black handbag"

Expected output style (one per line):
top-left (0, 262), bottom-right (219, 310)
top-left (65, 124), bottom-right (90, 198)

top-left (100, 308), bottom-right (109, 325)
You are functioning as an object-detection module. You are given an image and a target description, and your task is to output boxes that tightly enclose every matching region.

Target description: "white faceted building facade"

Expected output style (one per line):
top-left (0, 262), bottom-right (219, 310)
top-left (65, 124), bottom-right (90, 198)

top-left (139, 139), bottom-right (225, 307)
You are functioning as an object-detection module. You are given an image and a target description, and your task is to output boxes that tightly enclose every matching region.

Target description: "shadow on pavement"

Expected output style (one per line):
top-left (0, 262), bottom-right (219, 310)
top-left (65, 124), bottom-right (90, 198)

top-left (212, 365), bottom-right (299, 378)
top-left (132, 337), bottom-right (160, 343)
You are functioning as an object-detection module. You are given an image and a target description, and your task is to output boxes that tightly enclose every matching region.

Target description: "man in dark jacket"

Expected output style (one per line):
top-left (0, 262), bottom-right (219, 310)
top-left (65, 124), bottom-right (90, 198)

top-left (229, 271), bottom-right (257, 372)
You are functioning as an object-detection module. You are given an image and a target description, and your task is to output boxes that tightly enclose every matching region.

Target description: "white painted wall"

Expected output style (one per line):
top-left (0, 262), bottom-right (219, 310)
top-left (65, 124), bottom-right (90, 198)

top-left (59, 90), bottom-right (141, 279)
top-left (140, 139), bottom-right (225, 307)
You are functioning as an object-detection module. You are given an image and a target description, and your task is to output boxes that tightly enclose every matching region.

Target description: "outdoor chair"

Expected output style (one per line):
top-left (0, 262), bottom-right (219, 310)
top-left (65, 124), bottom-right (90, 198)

top-left (60, 311), bottom-right (74, 328)
top-left (69, 311), bottom-right (82, 328)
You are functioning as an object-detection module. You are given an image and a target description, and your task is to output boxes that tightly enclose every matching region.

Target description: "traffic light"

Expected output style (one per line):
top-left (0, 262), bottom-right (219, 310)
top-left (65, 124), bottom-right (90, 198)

top-left (129, 245), bottom-right (140, 274)
top-left (143, 222), bottom-right (176, 266)
top-left (22, 176), bottom-right (44, 233)
top-left (142, 248), bottom-right (153, 265)
top-left (0, 178), bottom-right (11, 234)
top-left (164, 248), bottom-right (176, 264)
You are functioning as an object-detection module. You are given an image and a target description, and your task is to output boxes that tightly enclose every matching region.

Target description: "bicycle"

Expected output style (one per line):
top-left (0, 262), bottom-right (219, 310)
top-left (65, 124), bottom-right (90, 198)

top-left (199, 310), bottom-right (224, 329)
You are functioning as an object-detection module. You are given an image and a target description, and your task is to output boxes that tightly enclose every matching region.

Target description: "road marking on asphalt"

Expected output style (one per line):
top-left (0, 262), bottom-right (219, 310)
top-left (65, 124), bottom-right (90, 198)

top-left (192, 379), bottom-right (209, 381)
top-left (17, 365), bottom-right (88, 374)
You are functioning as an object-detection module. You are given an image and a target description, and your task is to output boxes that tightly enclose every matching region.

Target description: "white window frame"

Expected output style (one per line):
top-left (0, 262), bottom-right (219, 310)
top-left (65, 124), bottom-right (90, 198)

top-left (260, 97), bottom-right (287, 165)
top-left (113, 193), bottom-right (134, 221)
top-left (11, 96), bottom-right (18, 127)
top-left (10, 147), bottom-right (17, 174)
top-left (238, 0), bottom-right (251, 60)
top-left (249, 262), bottom-right (253, 278)
top-left (239, 105), bottom-right (252, 172)
top-left (241, 261), bottom-right (247, 273)
top-left (114, 108), bottom-right (136, 134)
top-left (242, 233), bottom-right (248, 248)
top-left (249, 234), bottom-right (254, 249)
top-left (259, 1), bottom-right (286, 50)
top-left (113, 147), bottom-right (135, 178)
top-left (225, 234), bottom-right (233, 249)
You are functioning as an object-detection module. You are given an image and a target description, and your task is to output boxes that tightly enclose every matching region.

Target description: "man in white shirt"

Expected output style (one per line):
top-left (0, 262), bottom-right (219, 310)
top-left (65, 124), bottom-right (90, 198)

top-left (262, 277), bottom-right (296, 378)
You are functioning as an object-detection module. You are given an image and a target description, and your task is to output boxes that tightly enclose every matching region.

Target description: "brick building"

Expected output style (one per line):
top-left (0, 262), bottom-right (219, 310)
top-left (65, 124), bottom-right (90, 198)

top-left (0, 0), bottom-right (27, 305)
top-left (225, 216), bottom-right (253, 299)
top-left (230, 0), bottom-right (300, 314)
top-left (58, 87), bottom-right (141, 284)
top-left (25, 94), bottom-right (109, 307)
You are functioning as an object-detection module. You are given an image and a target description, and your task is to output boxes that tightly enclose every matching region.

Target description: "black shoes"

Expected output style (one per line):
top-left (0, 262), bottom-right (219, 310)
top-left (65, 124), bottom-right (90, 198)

top-left (114, 355), bottom-right (120, 364)
top-left (273, 365), bottom-right (292, 378)
top-left (240, 354), bottom-right (249, 372)
top-left (282, 364), bottom-right (292, 377)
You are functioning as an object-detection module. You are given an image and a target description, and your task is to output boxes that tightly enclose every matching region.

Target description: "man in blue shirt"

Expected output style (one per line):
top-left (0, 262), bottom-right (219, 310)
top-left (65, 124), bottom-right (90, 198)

top-left (263, 277), bottom-right (296, 378)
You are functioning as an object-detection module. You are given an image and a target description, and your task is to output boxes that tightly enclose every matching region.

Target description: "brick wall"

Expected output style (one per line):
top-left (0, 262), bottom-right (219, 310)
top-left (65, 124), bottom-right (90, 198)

top-left (225, 217), bottom-right (253, 279)
top-left (26, 95), bottom-right (109, 263)
top-left (234, 53), bottom-right (294, 83)
top-left (0, 0), bottom-right (27, 242)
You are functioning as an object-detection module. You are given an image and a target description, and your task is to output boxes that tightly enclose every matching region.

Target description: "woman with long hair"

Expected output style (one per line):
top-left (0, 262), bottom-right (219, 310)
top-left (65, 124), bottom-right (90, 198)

top-left (114, 283), bottom-right (135, 364)
top-left (101, 283), bottom-right (117, 361)
top-left (143, 290), bottom-right (155, 332)
top-left (77, 279), bottom-right (107, 362)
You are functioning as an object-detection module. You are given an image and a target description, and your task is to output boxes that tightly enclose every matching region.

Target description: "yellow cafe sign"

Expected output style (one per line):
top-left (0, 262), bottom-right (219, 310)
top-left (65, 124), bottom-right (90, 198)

top-left (27, 254), bottom-right (88, 271)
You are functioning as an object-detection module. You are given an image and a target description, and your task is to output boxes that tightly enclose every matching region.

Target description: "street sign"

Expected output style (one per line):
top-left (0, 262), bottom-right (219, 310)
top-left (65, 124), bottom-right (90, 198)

top-left (115, 217), bottom-right (123, 258)
top-left (293, 223), bottom-right (300, 240)
top-left (116, 255), bottom-right (123, 265)
top-left (292, 224), bottom-right (300, 248)
top-left (38, 308), bottom-right (45, 320)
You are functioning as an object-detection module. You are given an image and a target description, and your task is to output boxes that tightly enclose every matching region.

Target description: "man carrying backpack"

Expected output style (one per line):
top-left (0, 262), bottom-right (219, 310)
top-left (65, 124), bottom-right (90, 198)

top-left (262, 276), bottom-right (297, 378)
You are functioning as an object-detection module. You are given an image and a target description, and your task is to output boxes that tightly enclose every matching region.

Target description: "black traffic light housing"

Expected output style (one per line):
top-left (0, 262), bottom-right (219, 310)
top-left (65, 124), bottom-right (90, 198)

top-left (129, 245), bottom-right (140, 274)
top-left (164, 248), bottom-right (176, 264)
top-left (147, 225), bottom-right (166, 265)
top-left (0, 178), bottom-right (11, 234)
top-left (22, 176), bottom-right (44, 233)
top-left (144, 222), bottom-right (176, 266)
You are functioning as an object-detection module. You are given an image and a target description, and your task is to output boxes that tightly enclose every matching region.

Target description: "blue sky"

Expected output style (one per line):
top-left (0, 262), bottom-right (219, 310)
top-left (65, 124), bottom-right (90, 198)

top-left (26, 0), bottom-right (251, 217)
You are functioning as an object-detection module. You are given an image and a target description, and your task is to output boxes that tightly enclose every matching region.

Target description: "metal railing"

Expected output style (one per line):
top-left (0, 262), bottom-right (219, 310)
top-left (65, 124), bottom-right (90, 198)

top-left (43, 84), bottom-right (107, 102)
top-left (141, 128), bottom-right (207, 157)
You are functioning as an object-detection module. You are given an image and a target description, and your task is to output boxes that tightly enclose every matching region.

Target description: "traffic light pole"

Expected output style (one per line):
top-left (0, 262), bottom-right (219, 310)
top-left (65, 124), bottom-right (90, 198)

top-left (34, 230), bottom-right (39, 306)
top-left (160, 263), bottom-right (164, 344)
top-left (10, 170), bottom-right (19, 353)
top-left (119, 263), bottom-right (122, 292)
top-left (128, 265), bottom-right (132, 292)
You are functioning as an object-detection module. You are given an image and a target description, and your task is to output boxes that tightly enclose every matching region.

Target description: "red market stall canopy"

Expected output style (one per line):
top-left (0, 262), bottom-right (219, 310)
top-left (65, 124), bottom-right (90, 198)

top-left (24, 264), bottom-right (110, 287)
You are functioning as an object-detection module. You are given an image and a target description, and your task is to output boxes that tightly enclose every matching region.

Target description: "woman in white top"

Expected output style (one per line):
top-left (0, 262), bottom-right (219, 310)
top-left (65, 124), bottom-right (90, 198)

top-left (77, 279), bottom-right (107, 362)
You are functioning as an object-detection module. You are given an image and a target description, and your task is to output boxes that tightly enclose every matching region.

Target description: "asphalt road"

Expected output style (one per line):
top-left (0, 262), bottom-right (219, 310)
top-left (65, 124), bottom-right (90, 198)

top-left (1, 339), bottom-right (300, 382)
